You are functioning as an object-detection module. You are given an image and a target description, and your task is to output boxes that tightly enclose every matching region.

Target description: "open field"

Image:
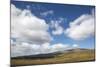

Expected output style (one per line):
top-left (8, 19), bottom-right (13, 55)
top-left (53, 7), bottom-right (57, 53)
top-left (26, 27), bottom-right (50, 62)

top-left (11, 49), bottom-right (95, 66)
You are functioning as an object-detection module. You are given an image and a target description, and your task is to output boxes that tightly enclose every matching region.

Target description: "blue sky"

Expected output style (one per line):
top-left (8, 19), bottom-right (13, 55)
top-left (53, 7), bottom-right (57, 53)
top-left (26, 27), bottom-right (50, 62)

top-left (11, 0), bottom-right (95, 50)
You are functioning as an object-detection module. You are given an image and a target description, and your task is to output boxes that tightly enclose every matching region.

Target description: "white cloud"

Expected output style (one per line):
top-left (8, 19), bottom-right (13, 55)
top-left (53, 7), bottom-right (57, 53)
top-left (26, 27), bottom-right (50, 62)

top-left (50, 20), bottom-right (64, 35)
top-left (11, 4), bottom-right (55, 57)
top-left (11, 4), bottom-right (69, 57)
top-left (51, 43), bottom-right (69, 52)
top-left (65, 12), bottom-right (95, 40)
top-left (11, 4), bottom-right (84, 57)
top-left (40, 10), bottom-right (54, 16)
top-left (11, 43), bottom-right (40, 57)
top-left (11, 4), bottom-right (52, 44)
top-left (72, 44), bottom-right (79, 48)
top-left (11, 42), bottom-right (70, 57)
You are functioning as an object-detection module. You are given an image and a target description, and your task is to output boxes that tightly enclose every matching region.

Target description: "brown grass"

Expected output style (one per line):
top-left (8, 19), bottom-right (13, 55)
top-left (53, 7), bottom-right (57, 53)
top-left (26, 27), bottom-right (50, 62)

top-left (11, 50), bottom-right (95, 66)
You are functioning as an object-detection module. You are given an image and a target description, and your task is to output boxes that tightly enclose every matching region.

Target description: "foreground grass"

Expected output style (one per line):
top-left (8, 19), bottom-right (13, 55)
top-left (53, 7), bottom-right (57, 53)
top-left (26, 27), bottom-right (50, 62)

top-left (11, 49), bottom-right (95, 66)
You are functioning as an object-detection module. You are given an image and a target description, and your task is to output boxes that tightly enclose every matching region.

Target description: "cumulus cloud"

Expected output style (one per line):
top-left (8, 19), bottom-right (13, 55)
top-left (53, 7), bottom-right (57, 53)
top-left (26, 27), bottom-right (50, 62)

top-left (11, 42), bottom-right (70, 57)
top-left (11, 43), bottom-right (38, 57)
top-left (11, 4), bottom-right (82, 57)
top-left (51, 43), bottom-right (69, 52)
top-left (11, 4), bottom-right (52, 44)
top-left (72, 44), bottom-right (79, 48)
top-left (11, 42), bottom-right (80, 57)
top-left (65, 11), bottom-right (95, 40)
top-left (50, 20), bottom-right (64, 35)
top-left (11, 4), bottom-right (69, 57)
top-left (40, 10), bottom-right (54, 16)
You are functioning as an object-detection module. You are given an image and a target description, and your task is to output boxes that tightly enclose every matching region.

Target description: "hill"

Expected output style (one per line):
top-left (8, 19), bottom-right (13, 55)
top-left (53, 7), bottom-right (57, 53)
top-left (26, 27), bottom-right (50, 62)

top-left (11, 48), bottom-right (95, 66)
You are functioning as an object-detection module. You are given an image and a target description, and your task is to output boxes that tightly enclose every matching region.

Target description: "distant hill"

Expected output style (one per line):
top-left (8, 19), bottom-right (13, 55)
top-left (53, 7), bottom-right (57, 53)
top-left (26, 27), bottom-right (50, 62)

top-left (11, 48), bottom-right (95, 66)
top-left (63, 48), bottom-right (94, 53)
top-left (11, 52), bottom-right (62, 59)
top-left (11, 48), bottom-right (94, 59)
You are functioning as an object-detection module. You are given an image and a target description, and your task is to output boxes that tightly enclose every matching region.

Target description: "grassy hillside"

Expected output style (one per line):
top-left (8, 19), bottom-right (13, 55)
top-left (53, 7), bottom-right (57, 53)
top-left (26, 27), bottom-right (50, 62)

top-left (11, 49), bottom-right (95, 66)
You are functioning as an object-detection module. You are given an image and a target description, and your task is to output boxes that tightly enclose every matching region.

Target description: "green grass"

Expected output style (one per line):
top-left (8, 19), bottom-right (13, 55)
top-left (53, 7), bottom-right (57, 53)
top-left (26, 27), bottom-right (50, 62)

top-left (11, 49), bottom-right (95, 66)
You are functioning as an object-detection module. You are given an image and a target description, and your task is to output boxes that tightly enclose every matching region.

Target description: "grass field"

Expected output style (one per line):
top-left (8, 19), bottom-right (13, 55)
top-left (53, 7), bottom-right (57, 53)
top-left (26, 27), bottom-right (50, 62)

top-left (11, 49), bottom-right (95, 66)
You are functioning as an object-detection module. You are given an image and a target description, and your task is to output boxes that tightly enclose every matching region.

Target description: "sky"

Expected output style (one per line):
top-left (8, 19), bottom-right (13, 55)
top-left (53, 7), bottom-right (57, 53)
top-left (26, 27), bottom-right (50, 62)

top-left (11, 1), bottom-right (95, 57)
